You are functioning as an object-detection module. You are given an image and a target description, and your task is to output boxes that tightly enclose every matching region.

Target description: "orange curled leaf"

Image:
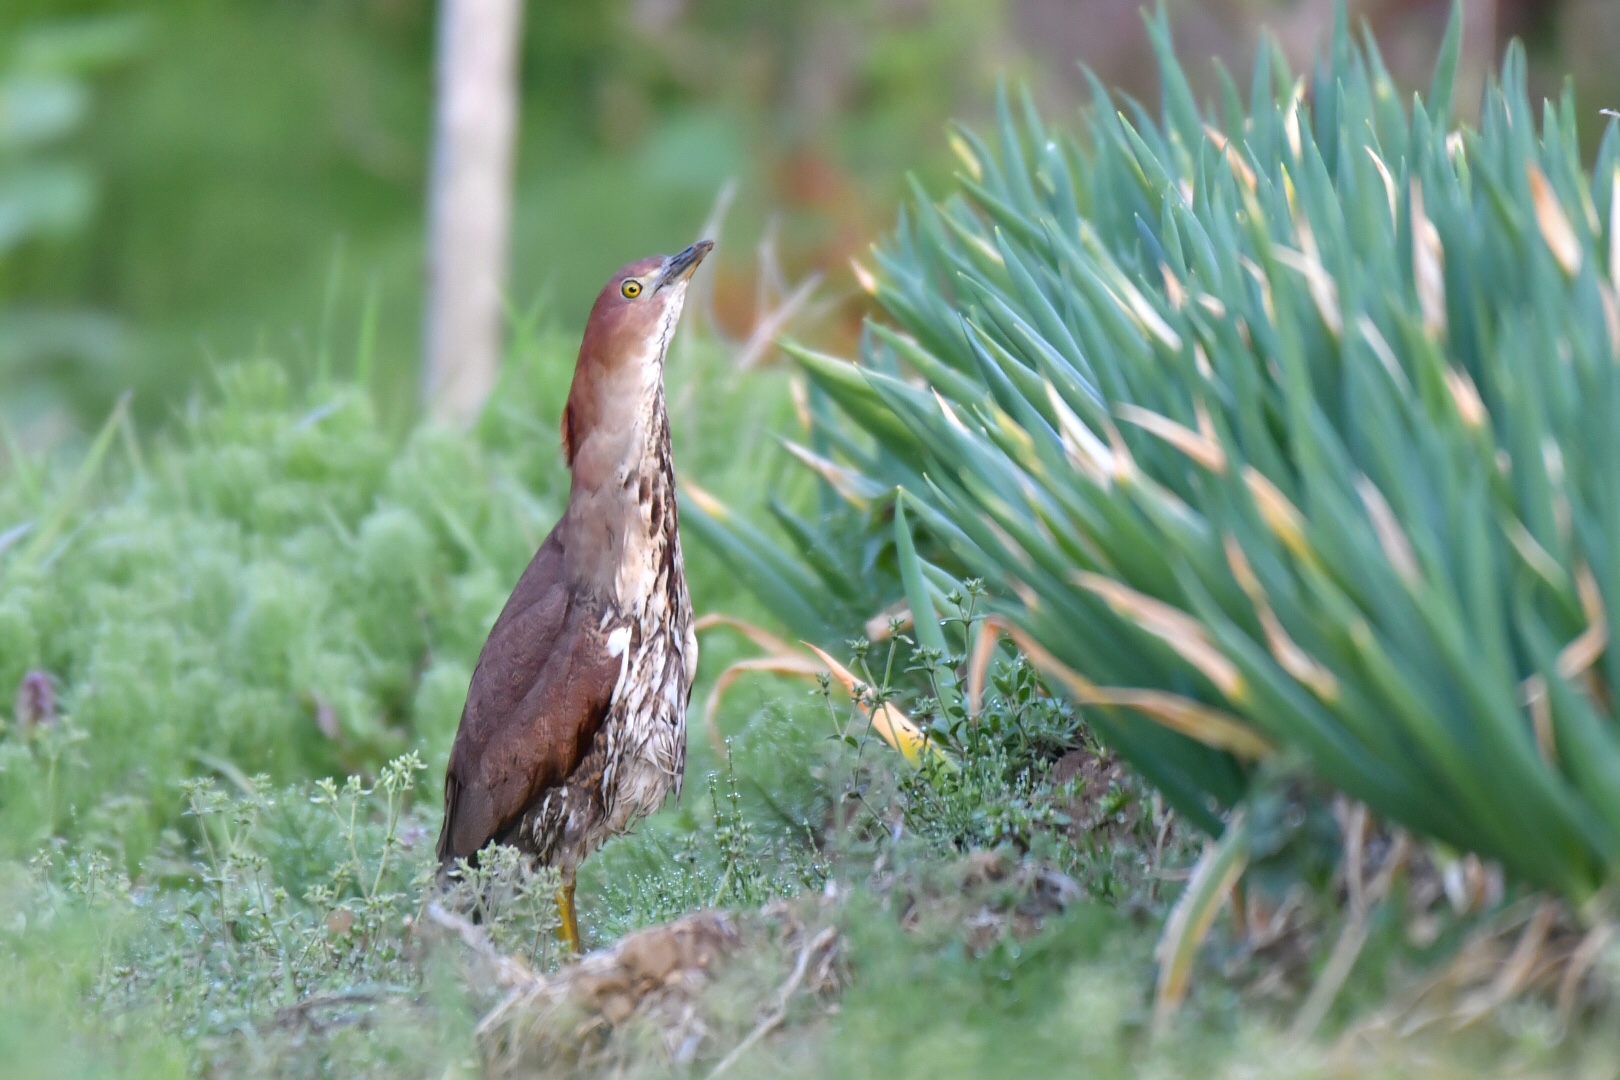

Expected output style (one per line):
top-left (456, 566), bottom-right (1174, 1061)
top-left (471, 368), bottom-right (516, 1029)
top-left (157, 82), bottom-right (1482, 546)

top-left (693, 613), bottom-right (798, 658)
top-left (965, 621), bottom-right (1000, 720)
top-left (1075, 573), bottom-right (1246, 702)
top-left (864, 599), bottom-right (913, 643)
top-left (700, 656), bottom-right (825, 757)
top-left (1224, 537), bottom-right (1338, 703)
top-left (1528, 164), bottom-right (1583, 277)
top-left (1116, 404), bottom-right (1227, 474)
top-left (986, 616), bottom-right (1272, 761)
top-left (803, 643), bottom-right (948, 768)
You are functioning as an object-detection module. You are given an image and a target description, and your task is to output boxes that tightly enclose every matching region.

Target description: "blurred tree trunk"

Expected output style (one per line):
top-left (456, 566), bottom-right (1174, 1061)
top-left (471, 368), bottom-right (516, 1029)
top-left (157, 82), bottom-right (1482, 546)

top-left (422, 0), bottom-right (524, 427)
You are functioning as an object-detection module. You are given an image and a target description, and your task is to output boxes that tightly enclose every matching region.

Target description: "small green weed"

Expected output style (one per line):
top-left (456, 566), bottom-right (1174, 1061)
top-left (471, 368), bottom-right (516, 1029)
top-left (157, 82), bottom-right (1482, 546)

top-left (584, 737), bottom-right (827, 946)
top-left (6, 750), bottom-right (570, 1077)
top-left (799, 583), bottom-right (1155, 885)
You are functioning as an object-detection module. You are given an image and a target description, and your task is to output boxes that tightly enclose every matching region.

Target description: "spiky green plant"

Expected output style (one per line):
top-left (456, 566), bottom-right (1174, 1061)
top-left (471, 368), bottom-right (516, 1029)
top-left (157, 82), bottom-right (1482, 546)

top-left (686, 4), bottom-right (1620, 904)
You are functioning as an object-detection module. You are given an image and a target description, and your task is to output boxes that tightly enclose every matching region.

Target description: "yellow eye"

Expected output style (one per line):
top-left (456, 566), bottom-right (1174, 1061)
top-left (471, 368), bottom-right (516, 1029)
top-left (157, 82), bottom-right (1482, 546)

top-left (621, 279), bottom-right (643, 299)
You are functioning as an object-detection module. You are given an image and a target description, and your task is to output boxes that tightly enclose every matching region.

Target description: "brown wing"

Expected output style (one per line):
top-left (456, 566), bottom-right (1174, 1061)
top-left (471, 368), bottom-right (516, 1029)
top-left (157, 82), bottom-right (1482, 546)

top-left (436, 523), bottom-right (619, 866)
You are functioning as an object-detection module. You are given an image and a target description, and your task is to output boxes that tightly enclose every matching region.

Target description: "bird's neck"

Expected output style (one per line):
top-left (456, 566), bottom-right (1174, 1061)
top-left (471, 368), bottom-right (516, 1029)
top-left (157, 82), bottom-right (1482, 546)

top-left (564, 351), bottom-right (667, 488)
top-left (560, 357), bottom-right (677, 605)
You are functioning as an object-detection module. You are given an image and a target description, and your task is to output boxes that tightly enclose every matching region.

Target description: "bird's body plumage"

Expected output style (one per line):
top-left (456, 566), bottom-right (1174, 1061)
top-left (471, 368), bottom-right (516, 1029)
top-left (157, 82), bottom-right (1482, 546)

top-left (437, 245), bottom-right (709, 940)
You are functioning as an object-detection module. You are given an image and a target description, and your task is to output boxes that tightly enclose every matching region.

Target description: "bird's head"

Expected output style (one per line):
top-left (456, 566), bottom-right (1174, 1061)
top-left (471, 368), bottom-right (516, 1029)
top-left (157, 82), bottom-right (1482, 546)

top-left (563, 240), bottom-right (713, 471)
top-left (579, 240), bottom-right (712, 373)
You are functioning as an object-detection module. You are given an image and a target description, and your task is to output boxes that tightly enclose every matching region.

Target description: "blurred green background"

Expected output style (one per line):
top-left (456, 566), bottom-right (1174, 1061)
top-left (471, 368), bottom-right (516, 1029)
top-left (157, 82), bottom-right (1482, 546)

top-left (0, 0), bottom-right (1612, 444)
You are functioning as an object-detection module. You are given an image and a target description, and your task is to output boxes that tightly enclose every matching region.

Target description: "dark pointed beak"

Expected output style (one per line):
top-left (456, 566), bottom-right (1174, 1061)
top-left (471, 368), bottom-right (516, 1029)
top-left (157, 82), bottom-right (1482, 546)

top-left (654, 239), bottom-right (714, 291)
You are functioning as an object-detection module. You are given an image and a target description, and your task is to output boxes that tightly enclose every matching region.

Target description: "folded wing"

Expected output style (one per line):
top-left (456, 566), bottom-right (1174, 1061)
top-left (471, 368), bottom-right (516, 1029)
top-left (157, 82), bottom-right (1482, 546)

top-left (437, 528), bottom-right (619, 865)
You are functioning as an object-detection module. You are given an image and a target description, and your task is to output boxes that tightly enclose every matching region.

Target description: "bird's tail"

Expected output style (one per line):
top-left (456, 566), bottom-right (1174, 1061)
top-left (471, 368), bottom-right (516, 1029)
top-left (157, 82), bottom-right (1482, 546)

top-left (435, 772), bottom-right (462, 879)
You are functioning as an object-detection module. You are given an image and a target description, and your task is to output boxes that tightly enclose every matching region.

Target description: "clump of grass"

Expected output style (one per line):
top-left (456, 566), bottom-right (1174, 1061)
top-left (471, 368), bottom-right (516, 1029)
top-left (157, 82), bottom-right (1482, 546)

top-left (686, 1), bottom-right (1620, 912)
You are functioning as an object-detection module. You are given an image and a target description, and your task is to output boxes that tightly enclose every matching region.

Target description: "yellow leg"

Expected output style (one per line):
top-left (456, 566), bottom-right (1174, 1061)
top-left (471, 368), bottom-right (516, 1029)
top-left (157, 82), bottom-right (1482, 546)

top-left (555, 873), bottom-right (581, 955)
